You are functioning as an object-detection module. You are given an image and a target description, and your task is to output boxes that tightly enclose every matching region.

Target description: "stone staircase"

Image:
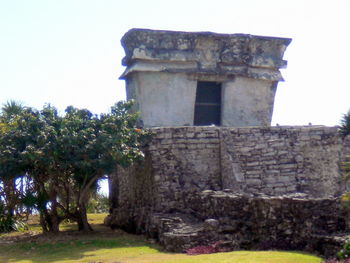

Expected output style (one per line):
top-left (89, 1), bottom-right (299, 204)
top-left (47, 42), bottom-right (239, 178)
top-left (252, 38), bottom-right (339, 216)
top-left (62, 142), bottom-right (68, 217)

top-left (142, 190), bottom-right (350, 257)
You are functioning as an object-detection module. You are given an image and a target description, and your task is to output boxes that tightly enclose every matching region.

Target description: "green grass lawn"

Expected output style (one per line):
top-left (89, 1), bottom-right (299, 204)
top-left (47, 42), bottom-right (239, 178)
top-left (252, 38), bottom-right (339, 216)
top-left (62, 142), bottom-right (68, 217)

top-left (0, 214), bottom-right (323, 263)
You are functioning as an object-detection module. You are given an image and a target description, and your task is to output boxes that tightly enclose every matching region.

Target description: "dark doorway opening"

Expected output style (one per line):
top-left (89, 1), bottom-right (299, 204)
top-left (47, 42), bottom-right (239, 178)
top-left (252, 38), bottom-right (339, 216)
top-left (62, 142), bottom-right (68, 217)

top-left (194, 81), bottom-right (222, 126)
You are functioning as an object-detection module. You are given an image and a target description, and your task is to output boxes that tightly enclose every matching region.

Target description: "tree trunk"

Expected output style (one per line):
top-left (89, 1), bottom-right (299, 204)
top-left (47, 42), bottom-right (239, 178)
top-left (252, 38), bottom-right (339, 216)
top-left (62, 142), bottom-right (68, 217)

top-left (39, 209), bottom-right (60, 233)
top-left (25, 177), bottom-right (32, 220)
top-left (76, 204), bottom-right (92, 231)
top-left (108, 172), bottom-right (119, 212)
top-left (74, 175), bottom-right (100, 231)
top-left (48, 195), bottom-right (60, 233)
top-left (39, 212), bottom-right (48, 233)
top-left (47, 214), bottom-right (60, 233)
top-left (3, 178), bottom-right (15, 216)
top-left (36, 183), bottom-right (60, 233)
top-left (19, 176), bottom-right (24, 214)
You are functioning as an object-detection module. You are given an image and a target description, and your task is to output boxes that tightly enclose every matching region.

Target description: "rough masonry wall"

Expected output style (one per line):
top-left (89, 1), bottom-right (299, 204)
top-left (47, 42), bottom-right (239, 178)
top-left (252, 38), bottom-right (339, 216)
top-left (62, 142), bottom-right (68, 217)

top-left (109, 126), bottom-right (350, 230)
top-left (107, 126), bottom-right (350, 255)
top-left (154, 191), bottom-right (350, 256)
top-left (220, 126), bottom-right (350, 196)
top-left (111, 127), bottom-right (222, 230)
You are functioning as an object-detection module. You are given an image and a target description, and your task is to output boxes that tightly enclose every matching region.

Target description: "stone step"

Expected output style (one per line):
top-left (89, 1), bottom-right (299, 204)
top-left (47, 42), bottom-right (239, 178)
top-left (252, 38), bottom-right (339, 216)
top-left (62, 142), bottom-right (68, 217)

top-left (144, 190), bottom-right (350, 254)
top-left (149, 213), bottom-right (223, 252)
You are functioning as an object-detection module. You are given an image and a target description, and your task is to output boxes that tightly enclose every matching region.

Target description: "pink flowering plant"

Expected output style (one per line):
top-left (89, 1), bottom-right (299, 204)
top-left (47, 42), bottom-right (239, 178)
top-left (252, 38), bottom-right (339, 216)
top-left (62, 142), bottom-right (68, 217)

top-left (186, 241), bottom-right (229, 255)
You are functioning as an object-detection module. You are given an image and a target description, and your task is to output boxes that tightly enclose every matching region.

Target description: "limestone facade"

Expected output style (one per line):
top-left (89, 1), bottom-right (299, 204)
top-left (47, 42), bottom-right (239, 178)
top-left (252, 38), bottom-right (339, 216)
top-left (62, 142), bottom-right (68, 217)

top-left (120, 29), bottom-right (291, 127)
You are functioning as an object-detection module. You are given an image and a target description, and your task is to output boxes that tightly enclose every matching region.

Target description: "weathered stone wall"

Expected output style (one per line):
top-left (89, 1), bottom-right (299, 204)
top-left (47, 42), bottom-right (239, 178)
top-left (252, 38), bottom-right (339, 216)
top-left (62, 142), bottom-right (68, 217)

top-left (112, 126), bottom-right (350, 212)
top-left (125, 71), bottom-right (278, 128)
top-left (125, 72), bottom-right (197, 127)
top-left (152, 191), bottom-right (350, 256)
top-left (221, 77), bottom-right (277, 127)
top-left (107, 126), bottom-right (350, 255)
top-left (220, 126), bottom-right (350, 196)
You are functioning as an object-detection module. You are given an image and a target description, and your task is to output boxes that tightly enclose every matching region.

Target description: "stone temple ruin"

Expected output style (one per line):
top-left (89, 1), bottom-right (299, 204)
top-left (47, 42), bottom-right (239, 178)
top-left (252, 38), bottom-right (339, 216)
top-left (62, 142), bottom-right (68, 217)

top-left (106, 28), bottom-right (350, 257)
top-left (120, 28), bottom-right (290, 127)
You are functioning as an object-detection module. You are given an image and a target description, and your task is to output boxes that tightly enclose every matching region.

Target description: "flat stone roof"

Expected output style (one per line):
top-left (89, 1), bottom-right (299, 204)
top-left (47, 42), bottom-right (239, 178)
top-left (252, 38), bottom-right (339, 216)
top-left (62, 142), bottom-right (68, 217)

top-left (120, 28), bottom-right (291, 81)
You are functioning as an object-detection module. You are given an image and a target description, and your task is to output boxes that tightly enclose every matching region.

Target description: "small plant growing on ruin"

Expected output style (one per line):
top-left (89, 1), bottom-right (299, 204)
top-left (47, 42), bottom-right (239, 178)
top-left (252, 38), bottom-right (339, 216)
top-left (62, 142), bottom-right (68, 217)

top-left (339, 110), bottom-right (350, 137)
top-left (337, 238), bottom-right (350, 261)
top-left (341, 192), bottom-right (350, 205)
top-left (342, 156), bottom-right (350, 181)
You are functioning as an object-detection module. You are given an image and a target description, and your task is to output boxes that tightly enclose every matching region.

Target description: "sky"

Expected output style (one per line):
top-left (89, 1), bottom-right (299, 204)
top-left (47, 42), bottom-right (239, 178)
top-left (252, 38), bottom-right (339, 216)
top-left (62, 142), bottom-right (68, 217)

top-left (1, 0), bottom-right (349, 195)
top-left (1, 0), bottom-right (350, 127)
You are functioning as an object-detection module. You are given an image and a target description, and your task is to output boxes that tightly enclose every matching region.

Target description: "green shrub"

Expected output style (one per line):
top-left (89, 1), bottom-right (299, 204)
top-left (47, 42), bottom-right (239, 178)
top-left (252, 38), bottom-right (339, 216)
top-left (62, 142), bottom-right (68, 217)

top-left (0, 215), bottom-right (15, 232)
top-left (0, 201), bottom-right (15, 232)
top-left (0, 201), bottom-right (28, 233)
top-left (341, 156), bottom-right (350, 181)
top-left (340, 110), bottom-right (350, 137)
top-left (87, 193), bottom-right (109, 213)
top-left (337, 238), bottom-right (350, 260)
top-left (11, 219), bottom-right (28, 232)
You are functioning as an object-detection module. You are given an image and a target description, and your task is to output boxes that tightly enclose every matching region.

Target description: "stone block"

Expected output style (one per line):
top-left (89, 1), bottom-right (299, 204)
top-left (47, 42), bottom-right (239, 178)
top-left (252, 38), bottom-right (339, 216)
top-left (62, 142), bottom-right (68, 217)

top-left (246, 170), bottom-right (261, 175)
top-left (246, 179), bottom-right (262, 185)
top-left (246, 161), bottom-right (260, 166)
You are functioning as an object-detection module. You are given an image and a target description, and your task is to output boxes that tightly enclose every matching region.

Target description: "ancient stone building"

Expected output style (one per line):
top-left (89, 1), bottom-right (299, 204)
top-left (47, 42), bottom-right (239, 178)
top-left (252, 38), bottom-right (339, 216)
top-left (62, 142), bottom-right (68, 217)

top-left (107, 126), bottom-right (350, 255)
top-left (121, 28), bottom-right (291, 127)
top-left (107, 29), bottom-right (350, 257)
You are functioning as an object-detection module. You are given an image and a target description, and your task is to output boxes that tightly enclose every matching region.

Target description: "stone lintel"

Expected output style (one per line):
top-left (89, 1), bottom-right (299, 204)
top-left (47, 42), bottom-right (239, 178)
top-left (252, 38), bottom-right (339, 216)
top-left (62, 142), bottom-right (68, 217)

top-left (120, 28), bottom-right (291, 81)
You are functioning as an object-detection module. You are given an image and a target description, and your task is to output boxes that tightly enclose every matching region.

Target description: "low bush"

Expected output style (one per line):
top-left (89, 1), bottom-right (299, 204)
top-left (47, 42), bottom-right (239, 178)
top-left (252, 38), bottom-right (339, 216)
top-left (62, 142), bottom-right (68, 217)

top-left (337, 238), bottom-right (350, 261)
top-left (0, 201), bottom-right (28, 233)
top-left (341, 156), bottom-right (350, 182)
top-left (0, 215), bottom-right (15, 232)
top-left (340, 110), bottom-right (350, 137)
top-left (87, 193), bottom-right (109, 213)
top-left (324, 238), bottom-right (350, 263)
top-left (0, 216), bottom-right (28, 233)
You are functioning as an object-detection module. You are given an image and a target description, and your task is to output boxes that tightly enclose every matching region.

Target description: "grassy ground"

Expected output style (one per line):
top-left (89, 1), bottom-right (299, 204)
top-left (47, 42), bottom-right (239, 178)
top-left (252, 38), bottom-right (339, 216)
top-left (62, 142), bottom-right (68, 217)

top-left (0, 214), bottom-right (323, 263)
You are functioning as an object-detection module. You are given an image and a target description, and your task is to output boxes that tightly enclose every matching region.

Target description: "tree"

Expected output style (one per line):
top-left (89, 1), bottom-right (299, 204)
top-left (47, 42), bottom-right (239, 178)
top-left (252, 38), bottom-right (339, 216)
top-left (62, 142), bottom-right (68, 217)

top-left (57, 101), bottom-right (147, 231)
top-left (0, 104), bottom-right (64, 232)
top-left (0, 100), bottom-right (26, 217)
top-left (0, 100), bottom-right (148, 232)
top-left (25, 105), bottom-right (66, 233)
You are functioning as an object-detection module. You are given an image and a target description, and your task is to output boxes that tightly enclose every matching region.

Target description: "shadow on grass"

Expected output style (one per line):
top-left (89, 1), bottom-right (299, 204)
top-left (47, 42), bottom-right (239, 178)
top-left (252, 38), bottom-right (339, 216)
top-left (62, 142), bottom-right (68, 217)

top-left (0, 238), bottom-right (324, 263)
top-left (0, 233), bottom-right (163, 263)
top-left (0, 214), bottom-right (323, 263)
top-left (0, 214), bottom-right (165, 263)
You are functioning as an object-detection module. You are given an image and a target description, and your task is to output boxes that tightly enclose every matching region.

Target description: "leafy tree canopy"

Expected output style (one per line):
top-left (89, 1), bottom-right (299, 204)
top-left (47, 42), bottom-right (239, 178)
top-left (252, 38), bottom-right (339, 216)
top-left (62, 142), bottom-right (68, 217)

top-left (0, 100), bottom-right (149, 232)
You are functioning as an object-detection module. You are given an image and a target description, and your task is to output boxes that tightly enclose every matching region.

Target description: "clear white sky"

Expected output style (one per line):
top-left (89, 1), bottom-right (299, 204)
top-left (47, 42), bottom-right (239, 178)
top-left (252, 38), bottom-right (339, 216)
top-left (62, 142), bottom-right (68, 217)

top-left (1, 0), bottom-right (349, 126)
